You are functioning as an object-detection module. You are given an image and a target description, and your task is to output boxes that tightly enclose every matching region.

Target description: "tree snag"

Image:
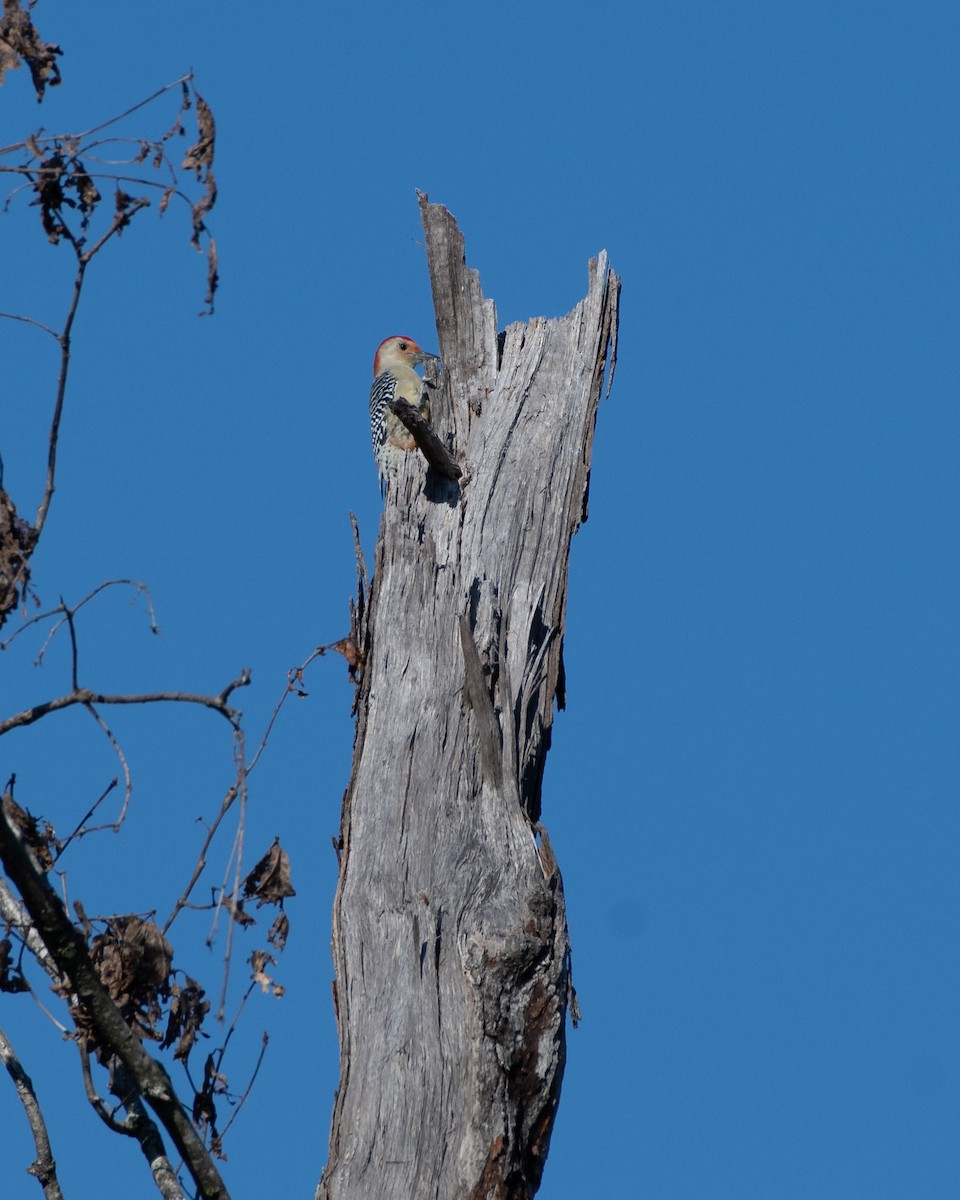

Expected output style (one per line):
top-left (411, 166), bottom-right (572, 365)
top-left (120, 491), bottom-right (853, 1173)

top-left (320, 195), bottom-right (619, 1200)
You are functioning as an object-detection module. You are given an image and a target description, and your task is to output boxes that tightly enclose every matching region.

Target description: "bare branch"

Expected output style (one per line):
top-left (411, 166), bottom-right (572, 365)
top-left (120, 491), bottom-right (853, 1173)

top-left (4, 80), bottom-right (217, 559)
top-left (0, 1027), bottom-right (64, 1200)
top-left (0, 805), bottom-right (231, 1200)
top-left (0, 876), bottom-right (62, 984)
top-left (78, 1042), bottom-right (188, 1200)
top-left (0, 681), bottom-right (247, 738)
top-left (78, 1037), bottom-right (135, 1134)
top-left (30, 250), bottom-right (85, 545)
top-left (217, 671), bottom-right (250, 708)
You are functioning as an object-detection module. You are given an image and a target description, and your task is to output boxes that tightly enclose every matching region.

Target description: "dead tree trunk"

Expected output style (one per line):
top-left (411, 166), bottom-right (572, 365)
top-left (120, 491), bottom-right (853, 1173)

top-left (320, 196), bottom-right (619, 1200)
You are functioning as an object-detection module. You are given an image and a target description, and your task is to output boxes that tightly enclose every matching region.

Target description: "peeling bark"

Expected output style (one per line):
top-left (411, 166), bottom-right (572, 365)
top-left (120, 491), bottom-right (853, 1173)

top-left (320, 197), bottom-right (619, 1200)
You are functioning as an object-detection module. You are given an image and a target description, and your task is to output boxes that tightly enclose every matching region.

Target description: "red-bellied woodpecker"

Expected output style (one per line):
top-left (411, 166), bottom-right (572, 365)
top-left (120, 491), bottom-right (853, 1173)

top-left (369, 335), bottom-right (439, 488)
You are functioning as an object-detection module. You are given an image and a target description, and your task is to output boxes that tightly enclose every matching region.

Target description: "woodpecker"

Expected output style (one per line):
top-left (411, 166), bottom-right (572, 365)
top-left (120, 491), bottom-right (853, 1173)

top-left (369, 335), bottom-right (438, 488)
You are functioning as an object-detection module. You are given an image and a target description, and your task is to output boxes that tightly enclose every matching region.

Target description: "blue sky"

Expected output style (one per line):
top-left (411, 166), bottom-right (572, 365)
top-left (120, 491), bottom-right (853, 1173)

top-left (2, 2), bottom-right (959, 1197)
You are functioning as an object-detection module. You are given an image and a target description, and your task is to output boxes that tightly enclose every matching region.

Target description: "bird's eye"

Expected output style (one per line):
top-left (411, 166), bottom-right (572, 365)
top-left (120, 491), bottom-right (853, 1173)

top-left (399, 341), bottom-right (408, 350)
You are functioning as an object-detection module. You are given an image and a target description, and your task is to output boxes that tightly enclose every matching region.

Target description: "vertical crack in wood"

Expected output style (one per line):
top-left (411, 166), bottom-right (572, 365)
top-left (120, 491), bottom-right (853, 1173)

top-left (459, 613), bottom-right (504, 793)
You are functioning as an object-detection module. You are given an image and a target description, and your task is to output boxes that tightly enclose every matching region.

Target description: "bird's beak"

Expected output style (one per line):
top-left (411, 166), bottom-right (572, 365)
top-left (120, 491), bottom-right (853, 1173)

top-left (414, 349), bottom-right (441, 367)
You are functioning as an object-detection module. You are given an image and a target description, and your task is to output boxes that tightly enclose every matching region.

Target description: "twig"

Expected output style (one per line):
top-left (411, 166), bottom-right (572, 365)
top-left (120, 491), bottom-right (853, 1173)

top-left (198, 646), bottom-right (323, 1014)
top-left (218, 1030), bottom-right (268, 1142)
top-left (62, 599), bottom-right (79, 691)
top-left (1, 77), bottom-right (215, 610)
top-left (0, 312), bottom-right (59, 340)
top-left (0, 174), bottom-right (41, 201)
top-left (183, 975), bottom-right (253, 1102)
top-left (163, 644), bottom-right (321, 949)
top-left (216, 980), bottom-right (256, 1065)
top-left (246, 647), bottom-right (323, 774)
top-left (82, 704), bottom-right (132, 826)
top-left (0, 74), bottom-right (193, 159)
top-left (78, 1037), bottom-right (134, 1134)
top-left (56, 778), bottom-right (118, 858)
top-left (24, 986), bottom-right (71, 1037)
top-left (0, 76), bottom-right (192, 159)
top-left (82, 197), bottom-right (151, 261)
top-left (47, 73), bottom-right (193, 145)
top-left (0, 580), bottom-right (159, 655)
top-left (215, 731), bottom-right (247, 1022)
top-left (70, 138), bottom-right (181, 182)
top-left (30, 250), bottom-right (83, 546)
top-left (28, 189), bottom-right (150, 552)
top-left (0, 163), bottom-right (191, 203)
top-left (0, 1027), bottom-right (64, 1200)
top-left (161, 782), bottom-right (237, 936)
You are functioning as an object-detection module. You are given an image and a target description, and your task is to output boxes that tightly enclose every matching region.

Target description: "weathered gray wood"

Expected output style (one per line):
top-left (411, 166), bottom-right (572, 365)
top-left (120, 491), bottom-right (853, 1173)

top-left (319, 197), bottom-right (619, 1200)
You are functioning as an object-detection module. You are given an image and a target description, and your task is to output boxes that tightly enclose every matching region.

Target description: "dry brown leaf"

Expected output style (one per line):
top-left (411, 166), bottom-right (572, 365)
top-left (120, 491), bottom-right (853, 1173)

top-left (161, 975), bottom-right (210, 1063)
top-left (249, 948), bottom-right (283, 996)
top-left (181, 92), bottom-right (215, 177)
top-left (242, 838), bottom-right (295, 907)
top-left (0, 489), bottom-right (36, 626)
top-left (221, 894), bottom-right (256, 928)
top-left (1, 793), bottom-right (59, 870)
top-left (0, 0), bottom-right (62, 101)
top-left (267, 911), bottom-right (289, 951)
top-left (86, 916), bottom-right (174, 1043)
top-left (0, 937), bottom-right (30, 993)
